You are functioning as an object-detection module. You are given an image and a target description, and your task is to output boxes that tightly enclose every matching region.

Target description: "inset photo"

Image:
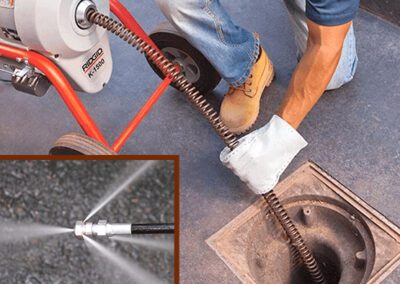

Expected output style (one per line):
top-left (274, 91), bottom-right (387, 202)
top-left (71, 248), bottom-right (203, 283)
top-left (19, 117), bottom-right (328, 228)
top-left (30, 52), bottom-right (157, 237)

top-left (0, 158), bottom-right (176, 284)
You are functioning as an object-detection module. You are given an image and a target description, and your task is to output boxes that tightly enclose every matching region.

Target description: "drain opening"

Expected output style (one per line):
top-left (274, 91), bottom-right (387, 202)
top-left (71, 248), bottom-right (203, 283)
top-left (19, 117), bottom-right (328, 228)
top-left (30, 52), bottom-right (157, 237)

top-left (246, 198), bottom-right (375, 284)
top-left (207, 162), bottom-right (400, 284)
top-left (291, 243), bottom-right (341, 284)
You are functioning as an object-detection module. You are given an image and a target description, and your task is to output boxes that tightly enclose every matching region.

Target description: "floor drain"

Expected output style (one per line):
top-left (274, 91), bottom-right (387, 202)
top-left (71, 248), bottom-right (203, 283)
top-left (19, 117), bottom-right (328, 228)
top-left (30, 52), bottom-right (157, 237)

top-left (207, 162), bottom-right (400, 284)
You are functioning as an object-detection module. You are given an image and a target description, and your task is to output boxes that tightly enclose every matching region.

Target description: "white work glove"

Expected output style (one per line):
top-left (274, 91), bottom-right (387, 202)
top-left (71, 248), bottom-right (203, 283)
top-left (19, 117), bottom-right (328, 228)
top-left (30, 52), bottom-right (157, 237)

top-left (220, 115), bottom-right (308, 195)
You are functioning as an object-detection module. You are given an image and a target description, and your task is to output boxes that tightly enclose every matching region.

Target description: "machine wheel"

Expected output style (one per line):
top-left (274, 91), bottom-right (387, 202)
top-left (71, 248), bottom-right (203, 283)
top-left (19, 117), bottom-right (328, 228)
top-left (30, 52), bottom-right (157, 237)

top-left (147, 22), bottom-right (221, 95)
top-left (49, 133), bottom-right (116, 155)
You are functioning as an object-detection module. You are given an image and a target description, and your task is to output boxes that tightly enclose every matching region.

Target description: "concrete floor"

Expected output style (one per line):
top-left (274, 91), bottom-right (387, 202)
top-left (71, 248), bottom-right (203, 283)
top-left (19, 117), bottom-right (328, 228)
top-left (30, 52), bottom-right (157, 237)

top-left (0, 160), bottom-right (175, 283)
top-left (0, 0), bottom-right (399, 283)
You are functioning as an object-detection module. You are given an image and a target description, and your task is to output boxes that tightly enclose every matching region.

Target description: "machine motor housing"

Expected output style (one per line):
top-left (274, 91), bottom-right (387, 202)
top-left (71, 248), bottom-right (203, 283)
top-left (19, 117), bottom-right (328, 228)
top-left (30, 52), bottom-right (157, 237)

top-left (0, 0), bottom-right (113, 94)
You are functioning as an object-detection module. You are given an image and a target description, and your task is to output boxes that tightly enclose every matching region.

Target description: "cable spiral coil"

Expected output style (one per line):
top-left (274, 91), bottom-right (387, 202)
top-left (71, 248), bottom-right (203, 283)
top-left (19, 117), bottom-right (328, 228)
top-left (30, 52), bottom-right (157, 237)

top-left (87, 9), bottom-right (326, 283)
top-left (263, 192), bottom-right (326, 283)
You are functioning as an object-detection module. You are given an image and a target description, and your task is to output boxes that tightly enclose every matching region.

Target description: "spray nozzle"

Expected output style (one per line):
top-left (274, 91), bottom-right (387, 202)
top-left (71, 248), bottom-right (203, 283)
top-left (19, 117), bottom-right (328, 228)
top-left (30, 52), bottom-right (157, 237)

top-left (74, 220), bottom-right (175, 240)
top-left (74, 220), bottom-right (131, 240)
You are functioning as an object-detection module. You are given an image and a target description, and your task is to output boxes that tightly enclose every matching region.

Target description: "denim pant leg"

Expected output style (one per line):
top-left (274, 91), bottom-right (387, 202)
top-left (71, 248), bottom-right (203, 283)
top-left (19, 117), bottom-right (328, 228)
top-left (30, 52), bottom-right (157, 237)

top-left (155, 0), bottom-right (260, 87)
top-left (283, 0), bottom-right (358, 90)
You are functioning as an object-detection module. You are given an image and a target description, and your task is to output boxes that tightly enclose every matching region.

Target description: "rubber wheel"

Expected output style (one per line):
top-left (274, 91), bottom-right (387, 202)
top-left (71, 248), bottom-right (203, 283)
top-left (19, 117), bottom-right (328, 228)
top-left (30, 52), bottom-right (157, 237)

top-left (147, 32), bottom-right (221, 95)
top-left (49, 133), bottom-right (116, 155)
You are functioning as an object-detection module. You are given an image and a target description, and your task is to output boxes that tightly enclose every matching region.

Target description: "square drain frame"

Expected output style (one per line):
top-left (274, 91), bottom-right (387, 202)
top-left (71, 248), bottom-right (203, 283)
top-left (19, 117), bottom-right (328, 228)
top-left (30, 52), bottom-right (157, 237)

top-left (207, 161), bottom-right (400, 283)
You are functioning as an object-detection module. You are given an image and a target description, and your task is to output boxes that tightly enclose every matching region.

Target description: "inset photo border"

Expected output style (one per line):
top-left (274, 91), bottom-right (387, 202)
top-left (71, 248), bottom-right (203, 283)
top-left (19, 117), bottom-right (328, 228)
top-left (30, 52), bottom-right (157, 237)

top-left (0, 155), bottom-right (179, 284)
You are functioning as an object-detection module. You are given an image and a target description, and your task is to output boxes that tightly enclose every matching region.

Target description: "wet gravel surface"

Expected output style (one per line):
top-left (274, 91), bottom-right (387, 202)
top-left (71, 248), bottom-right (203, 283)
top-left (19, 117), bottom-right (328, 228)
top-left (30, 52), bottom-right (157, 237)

top-left (0, 159), bottom-right (175, 284)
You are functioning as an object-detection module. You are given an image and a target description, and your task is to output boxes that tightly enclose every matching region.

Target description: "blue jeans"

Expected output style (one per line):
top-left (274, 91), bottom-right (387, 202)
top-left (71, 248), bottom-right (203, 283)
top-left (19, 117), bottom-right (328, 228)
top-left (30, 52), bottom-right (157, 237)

top-left (156, 0), bottom-right (358, 90)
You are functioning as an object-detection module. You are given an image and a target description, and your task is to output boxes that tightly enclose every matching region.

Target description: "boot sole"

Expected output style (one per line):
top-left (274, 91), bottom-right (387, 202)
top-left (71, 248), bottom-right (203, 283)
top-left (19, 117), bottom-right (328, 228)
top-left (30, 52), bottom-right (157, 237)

top-left (228, 57), bottom-right (275, 135)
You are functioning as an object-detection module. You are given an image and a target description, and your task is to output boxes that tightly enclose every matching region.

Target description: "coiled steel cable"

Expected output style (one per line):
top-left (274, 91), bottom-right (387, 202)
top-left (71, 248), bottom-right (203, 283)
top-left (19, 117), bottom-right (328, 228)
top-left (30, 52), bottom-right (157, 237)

top-left (264, 192), bottom-right (326, 283)
top-left (87, 9), bottom-right (326, 283)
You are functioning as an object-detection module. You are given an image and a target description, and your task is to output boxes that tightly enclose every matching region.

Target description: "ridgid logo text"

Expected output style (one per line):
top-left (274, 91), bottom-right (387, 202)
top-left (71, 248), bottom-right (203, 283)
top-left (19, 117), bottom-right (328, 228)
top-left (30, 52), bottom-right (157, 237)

top-left (82, 48), bottom-right (104, 72)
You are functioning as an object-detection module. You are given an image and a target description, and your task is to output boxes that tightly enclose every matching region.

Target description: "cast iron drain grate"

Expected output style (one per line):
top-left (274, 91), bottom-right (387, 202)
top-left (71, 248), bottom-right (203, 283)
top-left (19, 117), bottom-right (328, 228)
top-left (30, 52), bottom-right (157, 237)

top-left (207, 162), bottom-right (400, 284)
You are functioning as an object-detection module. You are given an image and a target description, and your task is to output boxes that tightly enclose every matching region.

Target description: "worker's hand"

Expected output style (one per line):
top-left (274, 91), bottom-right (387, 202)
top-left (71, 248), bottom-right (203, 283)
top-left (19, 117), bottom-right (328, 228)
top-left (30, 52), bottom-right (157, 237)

top-left (220, 115), bottom-right (307, 195)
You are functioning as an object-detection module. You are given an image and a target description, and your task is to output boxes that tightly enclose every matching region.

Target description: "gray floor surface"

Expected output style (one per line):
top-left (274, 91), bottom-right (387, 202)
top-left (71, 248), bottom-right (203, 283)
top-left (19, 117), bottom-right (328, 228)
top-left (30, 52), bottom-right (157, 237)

top-left (0, 0), bottom-right (399, 283)
top-left (0, 160), bottom-right (175, 283)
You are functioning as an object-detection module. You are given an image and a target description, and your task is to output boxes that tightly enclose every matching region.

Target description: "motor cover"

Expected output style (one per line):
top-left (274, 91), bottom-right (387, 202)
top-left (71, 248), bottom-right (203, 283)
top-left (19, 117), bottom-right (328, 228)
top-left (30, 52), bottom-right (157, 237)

top-left (0, 0), bottom-right (112, 93)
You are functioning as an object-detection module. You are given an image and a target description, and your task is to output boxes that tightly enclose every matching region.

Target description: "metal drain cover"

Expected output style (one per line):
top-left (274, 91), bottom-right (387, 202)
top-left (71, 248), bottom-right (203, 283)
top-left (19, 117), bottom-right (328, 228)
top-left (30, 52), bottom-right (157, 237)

top-left (207, 162), bottom-right (400, 284)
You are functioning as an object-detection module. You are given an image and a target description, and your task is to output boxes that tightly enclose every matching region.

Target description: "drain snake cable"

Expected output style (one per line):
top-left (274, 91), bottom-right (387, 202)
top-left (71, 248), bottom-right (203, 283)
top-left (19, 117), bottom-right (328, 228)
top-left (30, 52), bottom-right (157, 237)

top-left (86, 9), bottom-right (327, 284)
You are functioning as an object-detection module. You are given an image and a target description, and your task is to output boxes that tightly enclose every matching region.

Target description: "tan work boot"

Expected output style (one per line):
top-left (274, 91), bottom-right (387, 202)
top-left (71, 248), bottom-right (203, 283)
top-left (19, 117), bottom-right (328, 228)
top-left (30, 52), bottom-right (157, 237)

top-left (220, 47), bottom-right (274, 134)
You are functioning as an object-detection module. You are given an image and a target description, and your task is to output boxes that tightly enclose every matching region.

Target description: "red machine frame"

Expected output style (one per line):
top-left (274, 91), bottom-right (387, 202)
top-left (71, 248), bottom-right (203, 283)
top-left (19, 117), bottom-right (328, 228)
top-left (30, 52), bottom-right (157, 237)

top-left (0, 0), bottom-right (173, 153)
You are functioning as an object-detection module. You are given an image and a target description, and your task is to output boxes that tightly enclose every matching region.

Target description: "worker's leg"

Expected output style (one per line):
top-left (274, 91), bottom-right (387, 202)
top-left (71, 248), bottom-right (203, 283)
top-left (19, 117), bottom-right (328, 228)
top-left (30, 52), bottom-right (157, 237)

top-left (283, 0), bottom-right (358, 90)
top-left (155, 0), bottom-right (260, 87)
top-left (278, 20), bottom-right (352, 129)
top-left (156, 0), bottom-right (275, 135)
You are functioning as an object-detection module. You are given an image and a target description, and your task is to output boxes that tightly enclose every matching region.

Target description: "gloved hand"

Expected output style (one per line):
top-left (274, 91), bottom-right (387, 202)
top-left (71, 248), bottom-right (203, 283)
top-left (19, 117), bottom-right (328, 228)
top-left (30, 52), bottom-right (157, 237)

top-left (220, 115), bottom-right (307, 195)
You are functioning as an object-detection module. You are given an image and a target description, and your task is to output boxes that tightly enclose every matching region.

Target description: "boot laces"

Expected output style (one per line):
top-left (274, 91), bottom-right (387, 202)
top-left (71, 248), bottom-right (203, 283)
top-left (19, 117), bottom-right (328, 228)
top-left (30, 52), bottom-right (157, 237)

top-left (228, 74), bottom-right (254, 97)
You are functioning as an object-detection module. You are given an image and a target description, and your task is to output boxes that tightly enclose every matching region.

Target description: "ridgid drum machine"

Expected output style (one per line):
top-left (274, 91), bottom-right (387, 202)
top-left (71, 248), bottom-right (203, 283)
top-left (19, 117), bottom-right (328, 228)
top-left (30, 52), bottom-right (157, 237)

top-left (0, 0), bottom-right (227, 155)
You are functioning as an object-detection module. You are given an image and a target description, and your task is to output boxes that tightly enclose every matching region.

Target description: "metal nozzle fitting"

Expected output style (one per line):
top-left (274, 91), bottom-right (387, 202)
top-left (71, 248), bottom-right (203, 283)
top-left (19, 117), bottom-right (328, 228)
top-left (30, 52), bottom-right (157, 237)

top-left (75, 0), bottom-right (97, 29)
top-left (74, 221), bottom-right (94, 240)
top-left (74, 220), bottom-right (131, 239)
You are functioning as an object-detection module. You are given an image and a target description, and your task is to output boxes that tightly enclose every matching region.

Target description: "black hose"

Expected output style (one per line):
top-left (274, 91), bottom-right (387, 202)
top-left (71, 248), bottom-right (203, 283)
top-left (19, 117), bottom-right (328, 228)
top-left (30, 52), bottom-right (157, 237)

top-left (131, 223), bottom-right (174, 234)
